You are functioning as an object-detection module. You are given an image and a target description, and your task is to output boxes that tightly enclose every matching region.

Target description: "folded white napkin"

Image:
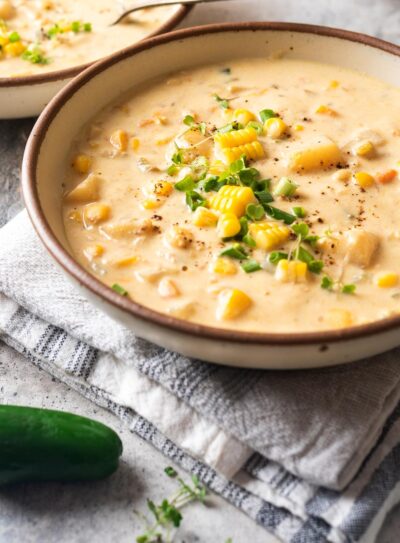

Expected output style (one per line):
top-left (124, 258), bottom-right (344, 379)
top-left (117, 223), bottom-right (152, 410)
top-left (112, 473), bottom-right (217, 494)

top-left (1, 211), bottom-right (400, 543)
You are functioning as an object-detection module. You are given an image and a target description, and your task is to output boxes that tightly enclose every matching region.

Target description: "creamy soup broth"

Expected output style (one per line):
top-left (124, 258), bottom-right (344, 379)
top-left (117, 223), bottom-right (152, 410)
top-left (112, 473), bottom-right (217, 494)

top-left (62, 58), bottom-right (400, 333)
top-left (0, 0), bottom-right (177, 77)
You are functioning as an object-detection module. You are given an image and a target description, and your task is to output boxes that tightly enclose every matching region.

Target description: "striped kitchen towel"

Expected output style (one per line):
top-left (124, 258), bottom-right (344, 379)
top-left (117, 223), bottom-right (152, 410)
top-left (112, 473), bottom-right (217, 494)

top-left (1, 210), bottom-right (400, 543)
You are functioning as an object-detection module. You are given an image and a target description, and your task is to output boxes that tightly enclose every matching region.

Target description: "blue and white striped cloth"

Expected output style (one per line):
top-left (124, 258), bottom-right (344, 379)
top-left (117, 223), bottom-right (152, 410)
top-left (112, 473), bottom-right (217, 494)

top-left (1, 211), bottom-right (400, 543)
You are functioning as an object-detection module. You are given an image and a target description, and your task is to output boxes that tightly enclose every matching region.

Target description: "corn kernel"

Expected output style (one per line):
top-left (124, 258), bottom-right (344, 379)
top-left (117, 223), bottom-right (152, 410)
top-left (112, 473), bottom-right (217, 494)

top-left (209, 185), bottom-right (256, 217)
top-left (210, 257), bottom-right (237, 275)
top-left (192, 207), bottom-right (218, 227)
top-left (110, 129), bottom-right (128, 152)
top-left (294, 124), bottom-right (304, 131)
top-left (315, 104), bottom-right (338, 116)
top-left (217, 212), bottom-right (241, 238)
top-left (332, 169), bottom-right (351, 183)
top-left (156, 136), bottom-right (173, 146)
top-left (221, 141), bottom-right (265, 164)
top-left (249, 222), bottom-right (291, 251)
top-left (67, 210), bottom-right (82, 223)
top-left (329, 80), bottom-right (340, 89)
top-left (216, 288), bottom-right (252, 320)
top-left (264, 117), bottom-right (287, 139)
top-left (113, 256), bottom-right (138, 268)
top-left (142, 198), bottom-right (163, 210)
top-left (353, 140), bottom-right (375, 158)
top-left (354, 172), bottom-right (375, 189)
top-left (325, 308), bottom-right (353, 329)
top-left (215, 126), bottom-right (258, 148)
top-left (84, 244), bottom-right (104, 260)
top-left (131, 137), bottom-right (140, 151)
top-left (4, 41), bottom-right (26, 57)
top-left (275, 259), bottom-right (308, 283)
top-left (153, 180), bottom-right (173, 197)
top-left (377, 169), bottom-right (397, 184)
top-left (233, 109), bottom-right (256, 125)
top-left (374, 272), bottom-right (398, 288)
top-left (72, 154), bottom-right (92, 174)
top-left (0, 36), bottom-right (9, 47)
top-left (83, 203), bottom-right (111, 225)
top-left (209, 161), bottom-right (226, 175)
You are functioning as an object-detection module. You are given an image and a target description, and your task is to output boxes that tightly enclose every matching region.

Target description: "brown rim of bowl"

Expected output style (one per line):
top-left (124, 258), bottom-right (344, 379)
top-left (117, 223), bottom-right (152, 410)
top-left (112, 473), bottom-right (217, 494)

top-left (22, 21), bottom-right (400, 346)
top-left (0, 4), bottom-right (191, 88)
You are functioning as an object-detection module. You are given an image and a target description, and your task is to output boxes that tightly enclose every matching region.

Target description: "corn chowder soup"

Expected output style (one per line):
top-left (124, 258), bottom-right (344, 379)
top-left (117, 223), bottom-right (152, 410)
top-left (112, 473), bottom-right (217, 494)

top-left (0, 0), bottom-right (177, 77)
top-left (62, 58), bottom-right (400, 333)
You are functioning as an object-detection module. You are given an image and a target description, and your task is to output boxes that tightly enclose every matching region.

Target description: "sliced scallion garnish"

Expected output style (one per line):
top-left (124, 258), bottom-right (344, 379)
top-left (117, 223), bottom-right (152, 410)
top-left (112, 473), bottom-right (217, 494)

top-left (274, 177), bottom-right (298, 198)
top-left (241, 259), bottom-right (262, 273)
top-left (220, 244), bottom-right (248, 260)
top-left (112, 283), bottom-right (128, 296)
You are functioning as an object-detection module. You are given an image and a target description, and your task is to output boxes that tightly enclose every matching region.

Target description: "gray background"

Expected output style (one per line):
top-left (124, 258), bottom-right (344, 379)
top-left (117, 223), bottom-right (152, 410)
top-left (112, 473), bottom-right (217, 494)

top-left (1, 0), bottom-right (400, 541)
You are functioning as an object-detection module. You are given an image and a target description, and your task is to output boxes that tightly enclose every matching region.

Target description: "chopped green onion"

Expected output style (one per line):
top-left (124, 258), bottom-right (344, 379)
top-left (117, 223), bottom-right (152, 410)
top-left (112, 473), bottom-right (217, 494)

top-left (167, 164), bottom-right (179, 176)
top-left (246, 203), bottom-right (265, 221)
top-left (292, 206), bottom-right (307, 218)
top-left (292, 223), bottom-right (309, 239)
top-left (274, 177), bottom-right (298, 198)
top-left (112, 283), bottom-right (128, 296)
top-left (238, 216), bottom-right (249, 237)
top-left (229, 156), bottom-right (247, 173)
top-left (259, 109), bottom-right (277, 122)
top-left (247, 121), bottom-right (264, 135)
top-left (183, 114), bottom-right (195, 126)
top-left (8, 31), bottom-right (20, 43)
top-left (186, 190), bottom-right (206, 211)
top-left (190, 156), bottom-right (209, 180)
top-left (255, 190), bottom-right (274, 206)
top-left (241, 259), bottom-right (262, 273)
top-left (238, 167), bottom-right (260, 186)
top-left (269, 251), bottom-right (289, 265)
top-left (264, 205), bottom-right (296, 224)
top-left (83, 22), bottom-right (92, 32)
top-left (171, 148), bottom-right (184, 165)
top-left (242, 233), bottom-right (256, 248)
top-left (220, 244), bottom-right (248, 260)
top-left (308, 260), bottom-right (324, 274)
top-left (201, 176), bottom-right (219, 192)
top-left (296, 246), bottom-right (323, 274)
top-left (321, 276), bottom-right (334, 290)
top-left (213, 94), bottom-right (230, 110)
top-left (304, 234), bottom-right (320, 248)
top-left (71, 21), bottom-right (81, 33)
top-left (217, 121), bottom-right (243, 134)
top-left (174, 175), bottom-right (195, 192)
top-left (342, 284), bottom-right (356, 294)
top-left (21, 45), bottom-right (49, 65)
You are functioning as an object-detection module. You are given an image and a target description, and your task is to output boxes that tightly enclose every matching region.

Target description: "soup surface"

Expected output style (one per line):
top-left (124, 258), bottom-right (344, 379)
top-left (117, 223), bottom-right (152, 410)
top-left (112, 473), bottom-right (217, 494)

top-left (0, 0), bottom-right (177, 77)
top-left (62, 57), bottom-right (400, 333)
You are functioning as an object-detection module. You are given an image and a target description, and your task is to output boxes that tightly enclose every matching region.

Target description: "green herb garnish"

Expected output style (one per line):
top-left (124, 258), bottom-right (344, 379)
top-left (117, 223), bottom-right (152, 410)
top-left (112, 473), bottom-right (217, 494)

top-left (112, 283), bottom-right (128, 296)
top-left (241, 259), bottom-right (262, 273)
top-left (220, 244), bottom-right (248, 260)
top-left (292, 206), bottom-right (307, 218)
top-left (321, 276), bottom-right (334, 290)
top-left (259, 109), bottom-right (277, 122)
top-left (217, 121), bottom-right (243, 134)
top-left (342, 284), bottom-right (356, 294)
top-left (21, 45), bottom-right (49, 65)
top-left (264, 205), bottom-right (296, 224)
top-left (247, 121), bottom-right (264, 135)
top-left (321, 276), bottom-right (356, 294)
top-left (213, 94), bottom-right (230, 110)
top-left (8, 31), bottom-right (20, 43)
top-left (292, 223), bottom-right (309, 240)
top-left (269, 251), bottom-right (289, 265)
top-left (274, 176), bottom-right (298, 198)
top-left (246, 203), bottom-right (265, 221)
top-left (174, 175), bottom-right (195, 192)
top-left (186, 190), bottom-right (206, 211)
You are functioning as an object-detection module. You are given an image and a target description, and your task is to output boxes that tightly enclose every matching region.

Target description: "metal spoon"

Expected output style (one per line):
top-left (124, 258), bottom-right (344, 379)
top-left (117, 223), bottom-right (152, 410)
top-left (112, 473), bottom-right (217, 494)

top-left (110, 0), bottom-right (230, 26)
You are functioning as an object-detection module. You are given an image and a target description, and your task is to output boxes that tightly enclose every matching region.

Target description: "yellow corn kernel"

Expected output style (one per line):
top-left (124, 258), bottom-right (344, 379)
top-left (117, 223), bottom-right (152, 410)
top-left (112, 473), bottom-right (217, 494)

top-left (153, 180), bottom-right (173, 197)
top-left (221, 141), bottom-right (265, 165)
top-left (315, 104), bottom-right (338, 116)
top-left (209, 185), bottom-right (256, 217)
top-left (217, 212), bottom-right (241, 238)
top-left (0, 35), bottom-right (9, 47)
top-left (192, 207), bottom-right (218, 227)
top-left (275, 259), bottom-right (308, 283)
top-left (215, 126), bottom-right (258, 148)
top-left (113, 256), bottom-right (138, 268)
top-left (354, 172), bottom-right (375, 189)
top-left (264, 117), bottom-right (287, 139)
top-left (353, 140), bottom-right (375, 158)
top-left (210, 257), bottom-right (237, 275)
top-left (294, 124), bottom-right (304, 131)
top-left (83, 203), bottom-right (111, 225)
top-left (209, 161), bottom-right (226, 175)
top-left (156, 136), bottom-right (173, 146)
top-left (332, 169), bottom-right (351, 183)
top-left (142, 198), bottom-right (163, 210)
top-left (131, 137), bottom-right (140, 151)
top-left (84, 244), bottom-right (104, 260)
top-left (0, 1), bottom-right (14, 19)
top-left (67, 210), bottom-right (82, 223)
top-left (65, 173), bottom-right (100, 203)
top-left (374, 272), bottom-right (398, 288)
top-left (4, 41), bottom-right (26, 57)
top-left (110, 129), bottom-right (128, 152)
top-left (329, 80), bottom-right (339, 89)
top-left (216, 288), bottom-right (252, 320)
top-left (233, 109), bottom-right (256, 125)
top-left (249, 222), bottom-right (291, 251)
top-left (325, 308), bottom-right (353, 329)
top-left (72, 154), bottom-right (92, 174)
top-left (154, 114), bottom-right (168, 125)
top-left (289, 137), bottom-right (342, 172)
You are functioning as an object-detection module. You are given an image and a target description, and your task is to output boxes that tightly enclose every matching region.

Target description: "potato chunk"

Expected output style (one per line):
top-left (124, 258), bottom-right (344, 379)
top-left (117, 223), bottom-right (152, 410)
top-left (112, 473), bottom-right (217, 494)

top-left (102, 218), bottom-right (156, 239)
top-left (344, 230), bottom-right (380, 268)
top-left (65, 173), bottom-right (100, 203)
top-left (289, 136), bottom-right (342, 172)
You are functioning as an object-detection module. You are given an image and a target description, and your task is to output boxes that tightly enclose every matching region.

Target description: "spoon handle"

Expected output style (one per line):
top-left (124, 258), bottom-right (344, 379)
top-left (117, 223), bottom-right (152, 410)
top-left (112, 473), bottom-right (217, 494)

top-left (112, 0), bottom-right (230, 25)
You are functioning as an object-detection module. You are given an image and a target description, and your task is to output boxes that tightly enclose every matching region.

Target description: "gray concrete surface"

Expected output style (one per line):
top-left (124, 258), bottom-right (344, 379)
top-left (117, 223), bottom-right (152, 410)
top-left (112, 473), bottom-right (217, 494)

top-left (1, 1), bottom-right (400, 541)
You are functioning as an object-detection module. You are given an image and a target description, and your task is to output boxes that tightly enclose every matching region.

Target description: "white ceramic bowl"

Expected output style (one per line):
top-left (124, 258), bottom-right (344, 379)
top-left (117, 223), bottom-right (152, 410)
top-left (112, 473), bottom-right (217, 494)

top-left (0, 5), bottom-right (189, 119)
top-left (22, 22), bottom-right (400, 369)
